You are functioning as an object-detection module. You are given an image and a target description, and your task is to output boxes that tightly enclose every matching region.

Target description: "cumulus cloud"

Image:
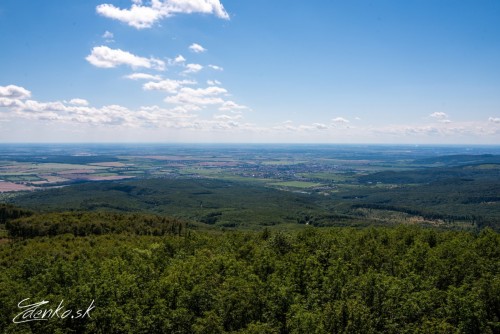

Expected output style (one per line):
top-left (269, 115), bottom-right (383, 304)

top-left (214, 114), bottom-right (242, 120)
top-left (69, 98), bottom-right (89, 106)
top-left (165, 86), bottom-right (227, 106)
top-left (96, 2), bottom-right (165, 29)
top-left (207, 80), bottom-right (221, 86)
top-left (0, 85), bottom-right (31, 99)
top-left (0, 84), bottom-right (253, 135)
top-left (219, 100), bottom-right (247, 112)
top-left (102, 31), bottom-right (114, 39)
top-left (183, 63), bottom-right (203, 74)
top-left (189, 43), bottom-right (206, 53)
top-left (373, 120), bottom-right (500, 138)
top-left (0, 97), bottom-right (24, 108)
top-left (96, 0), bottom-right (229, 29)
top-left (273, 121), bottom-right (330, 132)
top-left (313, 123), bottom-right (328, 130)
top-left (211, 120), bottom-right (240, 129)
top-left (332, 117), bottom-right (350, 124)
top-left (143, 79), bottom-right (196, 93)
top-left (102, 31), bottom-right (114, 43)
top-left (208, 64), bottom-right (223, 71)
top-left (173, 55), bottom-right (186, 63)
top-left (166, 0), bottom-right (228, 19)
top-left (0, 85), bottom-right (203, 128)
top-left (3, 85), bottom-right (500, 142)
top-left (86, 46), bottom-right (165, 70)
top-left (125, 73), bottom-right (163, 81)
top-left (429, 112), bottom-right (450, 122)
top-left (167, 55), bottom-right (186, 67)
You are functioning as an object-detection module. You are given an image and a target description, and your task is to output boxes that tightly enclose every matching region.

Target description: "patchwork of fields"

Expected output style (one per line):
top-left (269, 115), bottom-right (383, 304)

top-left (1, 144), bottom-right (499, 230)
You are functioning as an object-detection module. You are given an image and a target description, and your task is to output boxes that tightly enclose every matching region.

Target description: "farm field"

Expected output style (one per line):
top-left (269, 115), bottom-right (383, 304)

top-left (0, 144), bottom-right (498, 231)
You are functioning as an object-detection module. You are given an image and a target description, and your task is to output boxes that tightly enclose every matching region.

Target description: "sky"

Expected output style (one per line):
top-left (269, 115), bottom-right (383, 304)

top-left (0, 0), bottom-right (499, 144)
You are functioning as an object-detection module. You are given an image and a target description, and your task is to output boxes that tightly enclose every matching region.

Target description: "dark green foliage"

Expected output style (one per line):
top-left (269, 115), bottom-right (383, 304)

top-left (358, 164), bottom-right (500, 184)
top-left (0, 203), bottom-right (33, 224)
top-left (8, 179), bottom-right (336, 228)
top-left (1, 226), bottom-right (499, 333)
top-left (200, 211), bottom-right (222, 225)
top-left (346, 175), bottom-right (500, 230)
top-left (5, 211), bottom-right (187, 238)
top-left (8, 170), bottom-right (500, 230)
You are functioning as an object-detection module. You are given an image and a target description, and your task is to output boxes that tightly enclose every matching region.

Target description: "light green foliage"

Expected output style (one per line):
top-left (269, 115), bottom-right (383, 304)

top-left (0, 223), bottom-right (499, 333)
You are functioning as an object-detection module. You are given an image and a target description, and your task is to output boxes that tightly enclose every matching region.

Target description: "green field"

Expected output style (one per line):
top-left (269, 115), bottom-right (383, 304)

top-left (179, 168), bottom-right (223, 176)
top-left (261, 160), bottom-right (307, 165)
top-left (269, 181), bottom-right (323, 188)
top-left (298, 172), bottom-right (352, 182)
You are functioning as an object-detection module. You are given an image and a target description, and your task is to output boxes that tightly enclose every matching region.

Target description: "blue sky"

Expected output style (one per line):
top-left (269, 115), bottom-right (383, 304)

top-left (0, 0), bottom-right (499, 143)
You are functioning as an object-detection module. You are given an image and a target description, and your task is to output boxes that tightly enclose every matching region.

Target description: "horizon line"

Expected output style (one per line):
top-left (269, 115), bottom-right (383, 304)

top-left (0, 142), bottom-right (500, 147)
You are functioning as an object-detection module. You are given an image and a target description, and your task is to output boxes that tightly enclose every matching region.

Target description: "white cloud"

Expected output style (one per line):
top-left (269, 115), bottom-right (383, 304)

top-left (183, 63), bottom-right (203, 74)
top-left (429, 112), bottom-right (452, 124)
top-left (313, 123), bottom-right (328, 130)
top-left (207, 80), bottom-right (221, 86)
top-left (173, 55), bottom-right (186, 63)
top-left (2, 85), bottom-right (500, 143)
top-left (208, 64), bottom-right (223, 71)
top-left (0, 85), bottom-right (31, 99)
top-left (125, 73), bottom-right (163, 81)
top-left (96, 2), bottom-right (164, 29)
top-left (0, 97), bottom-right (24, 108)
top-left (332, 117), bottom-right (350, 124)
top-left (373, 120), bottom-right (500, 138)
top-left (167, 55), bottom-right (186, 67)
top-left (330, 117), bottom-right (351, 129)
top-left (429, 112), bottom-right (449, 121)
top-left (96, 0), bottom-right (229, 29)
top-left (0, 88), bottom-right (203, 128)
top-left (219, 100), bottom-right (247, 112)
top-left (102, 31), bottom-right (114, 39)
top-left (189, 43), bottom-right (206, 53)
top-left (166, 0), bottom-right (229, 19)
top-left (0, 85), bottom-right (252, 134)
top-left (273, 121), bottom-right (330, 132)
top-left (20, 100), bottom-right (71, 113)
top-left (143, 79), bottom-right (196, 93)
top-left (214, 114), bottom-right (242, 120)
top-left (86, 46), bottom-right (165, 71)
top-left (69, 98), bottom-right (89, 106)
top-left (172, 104), bottom-right (202, 112)
top-left (211, 119), bottom-right (240, 129)
top-left (165, 86), bottom-right (227, 106)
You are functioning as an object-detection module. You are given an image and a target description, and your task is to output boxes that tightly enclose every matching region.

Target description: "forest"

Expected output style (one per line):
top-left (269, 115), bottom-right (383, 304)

top-left (0, 204), bottom-right (499, 333)
top-left (7, 172), bottom-right (500, 231)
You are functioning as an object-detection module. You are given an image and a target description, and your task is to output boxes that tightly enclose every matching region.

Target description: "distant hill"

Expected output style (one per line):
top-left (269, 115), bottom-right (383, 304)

top-left (414, 154), bottom-right (500, 166)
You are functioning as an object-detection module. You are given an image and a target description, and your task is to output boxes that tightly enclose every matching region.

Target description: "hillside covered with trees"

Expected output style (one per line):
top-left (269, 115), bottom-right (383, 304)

top-left (1, 209), bottom-right (499, 333)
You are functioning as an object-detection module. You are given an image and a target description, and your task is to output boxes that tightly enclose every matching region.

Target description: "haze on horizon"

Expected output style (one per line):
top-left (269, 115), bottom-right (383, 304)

top-left (0, 0), bottom-right (499, 144)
